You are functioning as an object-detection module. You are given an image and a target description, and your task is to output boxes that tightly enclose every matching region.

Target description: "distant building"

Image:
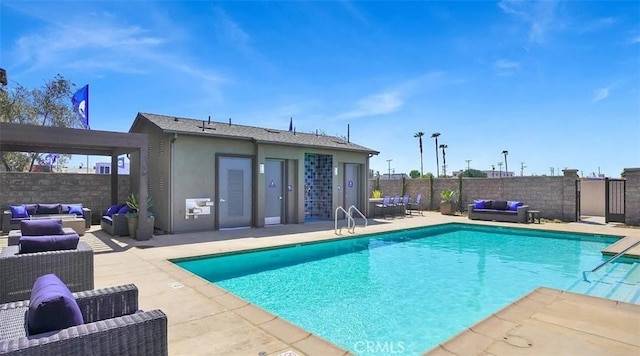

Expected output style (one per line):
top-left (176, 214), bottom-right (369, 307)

top-left (452, 169), bottom-right (515, 178)
top-left (379, 173), bottom-right (410, 180)
top-left (95, 157), bottom-right (130, 175)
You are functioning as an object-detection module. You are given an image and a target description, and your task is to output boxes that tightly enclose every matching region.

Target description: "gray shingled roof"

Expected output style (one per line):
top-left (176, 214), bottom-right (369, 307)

top-left (136, 112), bottom-right (379, 154)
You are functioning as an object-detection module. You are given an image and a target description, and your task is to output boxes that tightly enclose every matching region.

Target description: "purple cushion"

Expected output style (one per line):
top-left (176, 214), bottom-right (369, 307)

top-left (28, 274), bottom-right (84, 335)
top-left (105, 204), bottom-right (119, 217)
top-left (483, 200), bottom-right (493, 209)
top-left (473, 200), bottom-right (485, 209)
top-left (19, 234), bottom-right (80, 253)
top-left (9, 205), bottom-right (29, 218)
top-left (493, 200), bottom-right (508, 210)
top-left (117, 204), bottom-right (130, 215)
top-left (37, 203), bottom-right (61, 215)
top-left (67, 204), bottom-right (84, 216)
top-left (508, 201), bottom-right (524, 211)
top-left (25, 204), bottom-right (38, 216)
top-left (21, 219), bottom-right (64, 236)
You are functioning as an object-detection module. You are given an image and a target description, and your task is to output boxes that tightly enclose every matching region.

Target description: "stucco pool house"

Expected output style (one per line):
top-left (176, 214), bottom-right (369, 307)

top-left (129, 113), bottom-right (379, 234)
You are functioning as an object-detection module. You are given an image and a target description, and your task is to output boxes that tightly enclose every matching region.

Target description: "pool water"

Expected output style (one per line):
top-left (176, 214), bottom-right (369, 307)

top-left (173, 223), bottom-right (639, 355)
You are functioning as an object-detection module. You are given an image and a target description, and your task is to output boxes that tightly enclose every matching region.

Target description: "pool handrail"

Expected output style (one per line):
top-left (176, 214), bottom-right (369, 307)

top-left (335, 206), bottom-right (355, 235)
top-left (582, 239), bottom-right (640, 281)
top-left (348, 205), bottom-right (368, 232)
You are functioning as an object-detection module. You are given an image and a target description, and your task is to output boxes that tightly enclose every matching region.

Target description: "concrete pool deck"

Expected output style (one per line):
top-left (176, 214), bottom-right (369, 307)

top-left (2, 212), bottom-right (639, 355)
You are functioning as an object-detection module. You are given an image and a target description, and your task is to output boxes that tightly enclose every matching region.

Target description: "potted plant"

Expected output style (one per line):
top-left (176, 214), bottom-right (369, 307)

top-left (125, 193), bottom-right (154, 240)
top-left (440, 189), bottom-right (457, 215)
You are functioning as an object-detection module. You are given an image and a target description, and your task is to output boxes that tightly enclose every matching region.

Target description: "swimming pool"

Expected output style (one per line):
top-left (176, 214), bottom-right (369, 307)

top-left (173, 223), bottom-right (637, 355)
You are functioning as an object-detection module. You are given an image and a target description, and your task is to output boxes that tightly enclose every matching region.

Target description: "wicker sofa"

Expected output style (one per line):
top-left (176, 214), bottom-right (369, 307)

top-left (468, 199), bottom-right (529, 223)
top-left (0, 242), bottom-right (94, 303)
top-left (0, 284), bottom-right (168, 355)
top-left (2, 203), bottom-right (92, 233)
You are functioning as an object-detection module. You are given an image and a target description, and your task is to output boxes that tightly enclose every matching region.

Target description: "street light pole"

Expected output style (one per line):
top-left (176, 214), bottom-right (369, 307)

top-left (386, 159), bottom-right (393, 180)
top-left (465, 159), bottom-right (471, 171)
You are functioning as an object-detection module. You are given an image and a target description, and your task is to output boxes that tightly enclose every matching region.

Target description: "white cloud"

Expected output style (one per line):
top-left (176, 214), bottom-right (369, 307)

top-left (213, 7), bottom-right (251, 51)
top-left (493, 59), bottom-right (520, 76)
top-left (9, 15), bottom-right (226, 86)
top-left (335, 92), bottom-right (403, 120)
top-left (498, 0), bottom-right (561, 44)
top-left (631, 35), bottom-right (640, 44)
top-left (592, 87), bottom-right (610, 103)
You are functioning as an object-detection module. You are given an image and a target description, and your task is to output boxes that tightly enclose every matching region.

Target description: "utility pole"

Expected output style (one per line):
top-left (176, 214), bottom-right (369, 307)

top-left (386, 159), bottom-right (393, 180)
top-left (550, 167), bottom-right (554, 176)
top-left (497, 162), bottom-right (503, 177)
top-left (520, 162), bottom-right (526, 176)
top-left (465, 159), bottom-right (471, 171)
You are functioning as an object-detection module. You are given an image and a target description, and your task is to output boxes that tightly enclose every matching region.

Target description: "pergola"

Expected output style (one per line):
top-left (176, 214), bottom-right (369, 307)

top-left (0, 122), bottom-right (152, 240)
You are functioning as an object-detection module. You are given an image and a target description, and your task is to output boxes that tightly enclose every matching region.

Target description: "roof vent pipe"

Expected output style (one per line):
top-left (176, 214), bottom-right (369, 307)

top-left (208, 115), bottom-right (211, 124)
top-left (229, 118), bottom-right (231, 126)
top-left (316, 129), bottom-right (318, 136)
top-left (347, 124), bottom-right (350, 143)
top-left (202, 120), bottom-right (205, 131)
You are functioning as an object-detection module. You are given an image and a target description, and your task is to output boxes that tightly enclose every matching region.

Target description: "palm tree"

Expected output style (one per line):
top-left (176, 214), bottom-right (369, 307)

top-left (431, 132), bottom-right (441, 177)
top-left (414, 132), bottom-right (425, 177)
top-left (439, 143), bottom-right (448, 177)
top-left (502, 150), bottom-right (509, 177)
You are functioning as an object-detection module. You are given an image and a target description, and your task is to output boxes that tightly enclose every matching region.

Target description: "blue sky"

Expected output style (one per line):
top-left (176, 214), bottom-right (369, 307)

top-left (1, 0), bottom-right (638, 177)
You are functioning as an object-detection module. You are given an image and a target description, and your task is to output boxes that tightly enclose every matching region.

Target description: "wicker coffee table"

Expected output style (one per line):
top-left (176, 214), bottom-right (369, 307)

top-left (30, 214), bottom-right (86, 235)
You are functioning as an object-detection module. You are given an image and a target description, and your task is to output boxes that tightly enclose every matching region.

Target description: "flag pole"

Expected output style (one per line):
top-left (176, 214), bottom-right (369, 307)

top-left (86, 85), bottom-right (89, 173)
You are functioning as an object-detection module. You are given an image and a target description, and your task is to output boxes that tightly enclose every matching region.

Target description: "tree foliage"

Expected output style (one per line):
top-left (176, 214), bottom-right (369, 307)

top-left (409, 170), bottom-right (421, 179)
top-left (0, 74), bottom-right (80, 172)
top-left (460, 168), bottom-right (487, 178)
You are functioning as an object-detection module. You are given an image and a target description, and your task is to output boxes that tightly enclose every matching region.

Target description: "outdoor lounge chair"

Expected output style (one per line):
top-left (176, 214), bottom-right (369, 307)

top-left (0, 242), bottom-right (94, 303)
top-left (375, 196), bottom-right (392, 219)
top-left (408, 194), bottom-right (423, 216)
top-left (0, 283), bottom-right (168, 355)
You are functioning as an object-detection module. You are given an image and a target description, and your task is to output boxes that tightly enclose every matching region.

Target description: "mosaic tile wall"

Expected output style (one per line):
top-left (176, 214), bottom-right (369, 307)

top-left (304, 153), bottom-right (333, 220)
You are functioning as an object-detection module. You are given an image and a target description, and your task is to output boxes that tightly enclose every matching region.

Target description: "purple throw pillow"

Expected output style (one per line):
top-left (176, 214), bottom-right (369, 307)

top-left (28, 274), bottom-right (84, 335)
top-left (9, 205), bottom-right (29, 219)
top-left (105, 204), bottom-right (119, 217)
top-left (473, 200), bottom-right (485, 209)
top-left (21, 219), bottom-right (64, 236)
top-left (67, 204), bottom-right (84, 216)
top-left (117, 204), bottom-right (130, 215)
top-left (19, 234), bottom-right (80, 253)
top-left (508, 201), bottom-right (524, 211)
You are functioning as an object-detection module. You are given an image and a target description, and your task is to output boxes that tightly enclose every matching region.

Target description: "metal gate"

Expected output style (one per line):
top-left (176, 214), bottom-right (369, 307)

top-left (605, 178), bottom-right (625, 223)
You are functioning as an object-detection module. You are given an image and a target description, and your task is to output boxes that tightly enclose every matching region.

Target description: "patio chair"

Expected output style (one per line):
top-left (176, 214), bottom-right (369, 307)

top-left (0, 279), bottom-right (168, 355)
top-left (375, 196), bottom-right (392, 219)
top-left (0, 242), bottom-right (94, 303)
top-left (398, 195), bottom-right (410, 217)
top-left (389, 195), bottom-right (402, 218)
top-left (408, 194), bottom-right (423, 216)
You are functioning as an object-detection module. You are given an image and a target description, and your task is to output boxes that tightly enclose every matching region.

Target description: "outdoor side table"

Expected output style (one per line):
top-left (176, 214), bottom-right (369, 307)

top-left (527, 210), bottom-right (541, 224)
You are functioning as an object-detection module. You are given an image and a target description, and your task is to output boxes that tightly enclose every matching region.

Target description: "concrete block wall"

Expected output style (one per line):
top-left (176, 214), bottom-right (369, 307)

top-left (373, 169), bottom-right (580, 222)
top-left (624, 168), bottom-right (640, 226)
top-left (0, 172), bottom-right (131, 225)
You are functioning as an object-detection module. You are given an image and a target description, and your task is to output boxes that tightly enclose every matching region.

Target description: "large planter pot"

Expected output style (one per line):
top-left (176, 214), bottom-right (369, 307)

top-left (126, 216), bottom-right (138, 240)
top-left (440, 202), bottom-right (456, 215)
top-left (127, 215), bottom-right (154, 241)
top-left (137, 216), bottom-right (154, 241)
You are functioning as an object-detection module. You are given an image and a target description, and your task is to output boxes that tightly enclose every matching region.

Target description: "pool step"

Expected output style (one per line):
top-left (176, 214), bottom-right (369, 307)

top-left (568, 261), bottom-right (640, 305)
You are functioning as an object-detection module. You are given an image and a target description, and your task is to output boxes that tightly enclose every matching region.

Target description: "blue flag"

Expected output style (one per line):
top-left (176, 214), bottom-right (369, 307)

top-left (71, 85), bottom-right (89, 129)
top-left (44, 153), bottom-right (58, 168)
top-left (289, 117), bottom-right (293, 131)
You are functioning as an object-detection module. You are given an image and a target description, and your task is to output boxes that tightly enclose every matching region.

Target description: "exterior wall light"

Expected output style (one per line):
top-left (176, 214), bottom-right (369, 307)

top-left (259, 163), bottom-right (265, 174)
